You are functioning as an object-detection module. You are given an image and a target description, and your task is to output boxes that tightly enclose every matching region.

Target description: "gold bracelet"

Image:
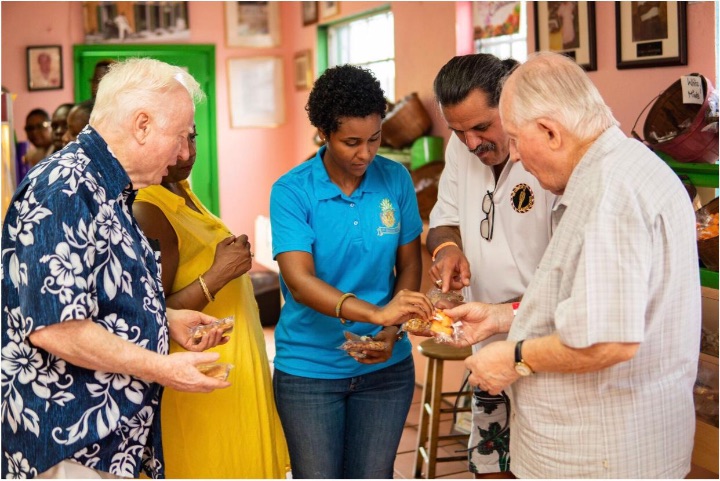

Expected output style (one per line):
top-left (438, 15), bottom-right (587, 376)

top-left (335, 292), bottom-right (356, 325)
top-left (198, 274), bottom-right (215, 302)
top-left (432, 241), bottom-right (459, 261)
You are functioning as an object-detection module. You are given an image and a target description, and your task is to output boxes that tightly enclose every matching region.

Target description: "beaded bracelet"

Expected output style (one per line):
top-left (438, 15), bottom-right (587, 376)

top-left (335, 292), bottom-right (356, 325)
top-left (198, 274), bottom-right (215, 303)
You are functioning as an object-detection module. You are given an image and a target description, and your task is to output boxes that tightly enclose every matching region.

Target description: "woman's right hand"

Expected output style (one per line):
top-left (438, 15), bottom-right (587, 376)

top-left (372, 289), bottom-right (435, 326)
top-left (207, 234), bottom-right (253, 286)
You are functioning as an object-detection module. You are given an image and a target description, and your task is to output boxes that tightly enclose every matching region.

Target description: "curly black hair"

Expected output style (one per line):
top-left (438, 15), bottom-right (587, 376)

top-left (306, 64), bottom-right (387, 135)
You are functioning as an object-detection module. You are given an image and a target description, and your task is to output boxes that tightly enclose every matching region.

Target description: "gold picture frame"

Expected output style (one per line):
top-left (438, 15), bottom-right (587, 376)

top-left (227, 57), bottom-right (285, 128)
top-left (294, 50), bottom-right (313, 90)
top-left (225, 1), bottom-right (281, 48)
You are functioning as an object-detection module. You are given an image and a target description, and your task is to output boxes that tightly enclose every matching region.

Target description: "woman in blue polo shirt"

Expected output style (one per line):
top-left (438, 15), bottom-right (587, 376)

top-left (270, 65), bottom-right (434, 479)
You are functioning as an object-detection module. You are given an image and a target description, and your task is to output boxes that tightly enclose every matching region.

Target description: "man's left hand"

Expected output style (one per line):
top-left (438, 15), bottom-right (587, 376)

top-left (167, 308), bottom-right (230, 352)
top-left (465, 340), bottom-right (519, 395)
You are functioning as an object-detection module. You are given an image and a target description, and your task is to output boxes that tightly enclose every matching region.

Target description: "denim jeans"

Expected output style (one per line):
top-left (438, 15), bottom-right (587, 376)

top-left (273, 355), bottom-right (415, 479)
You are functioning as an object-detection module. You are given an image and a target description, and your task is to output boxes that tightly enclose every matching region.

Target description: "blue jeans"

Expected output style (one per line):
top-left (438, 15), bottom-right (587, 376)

top-left (273, 355), bottom-right (415, 479)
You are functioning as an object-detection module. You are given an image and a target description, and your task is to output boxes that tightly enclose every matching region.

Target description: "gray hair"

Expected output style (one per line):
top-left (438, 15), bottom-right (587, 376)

top-left (434, 54), bottom-right (518, 108)
top-left (90, 58), bottom-right (204, 128)
top-left (500, 52), bottom-right (618, 140)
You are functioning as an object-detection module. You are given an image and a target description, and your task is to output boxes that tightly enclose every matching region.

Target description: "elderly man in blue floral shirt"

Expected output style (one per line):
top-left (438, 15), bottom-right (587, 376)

top-left (1, 58), bottom-right (230, 479)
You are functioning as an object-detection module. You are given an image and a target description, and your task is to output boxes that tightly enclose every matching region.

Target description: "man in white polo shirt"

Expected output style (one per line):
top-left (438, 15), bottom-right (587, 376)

top-left (426, 54), bottom-right (555, 478)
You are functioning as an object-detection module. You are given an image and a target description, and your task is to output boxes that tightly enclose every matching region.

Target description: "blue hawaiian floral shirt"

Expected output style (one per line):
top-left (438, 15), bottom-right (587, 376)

top-left (1, 126), bottom-right (168, 478)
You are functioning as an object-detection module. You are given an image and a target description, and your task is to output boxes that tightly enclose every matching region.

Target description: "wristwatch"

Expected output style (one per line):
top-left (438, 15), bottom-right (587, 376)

top-left (514, 340), bottom-right (534, 376)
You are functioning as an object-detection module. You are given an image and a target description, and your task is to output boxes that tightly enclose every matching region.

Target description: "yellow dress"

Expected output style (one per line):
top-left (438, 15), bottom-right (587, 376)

top-left (136, 182), bottom-right (289, 478)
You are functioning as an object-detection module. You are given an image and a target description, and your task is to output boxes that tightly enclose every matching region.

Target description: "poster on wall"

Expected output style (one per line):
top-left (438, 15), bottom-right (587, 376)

top-left (227, 57), bottom-right (284, 128)
top-left (82, 2), bottom-right (190, 44)
top-left (472, 1), bottom-right (521, 39)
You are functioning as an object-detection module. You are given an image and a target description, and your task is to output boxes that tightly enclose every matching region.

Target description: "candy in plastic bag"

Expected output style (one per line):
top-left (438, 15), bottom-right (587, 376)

top-left (197, 362), bottom-right (234, 381)
top-left (190, 316), bottom-right (235, 344)
top-left (339, 331), bottom-right (389, 355)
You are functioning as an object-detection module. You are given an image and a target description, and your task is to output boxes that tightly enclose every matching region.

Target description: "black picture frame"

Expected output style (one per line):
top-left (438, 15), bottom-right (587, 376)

top-left (615, 1), bottom-right (688, 69)
top-left (534, 1), bottom-right (597, 72)
top-left (26, 45), bottom-right (63, 91)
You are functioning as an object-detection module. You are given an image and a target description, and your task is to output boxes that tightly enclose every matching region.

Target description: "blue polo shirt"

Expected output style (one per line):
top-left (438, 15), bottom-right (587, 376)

top-left (270, 147), bottom-right (423, 379)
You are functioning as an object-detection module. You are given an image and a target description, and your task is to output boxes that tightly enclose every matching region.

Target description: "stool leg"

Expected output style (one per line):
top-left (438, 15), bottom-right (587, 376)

top-left (414, 357), bottom-right (433, 478)
top-left (426, 358), bottom-right (444, 479)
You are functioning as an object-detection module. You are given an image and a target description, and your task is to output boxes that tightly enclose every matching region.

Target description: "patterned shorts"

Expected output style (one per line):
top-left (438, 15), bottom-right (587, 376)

top-left (467, 388), bottom-right (511, 474)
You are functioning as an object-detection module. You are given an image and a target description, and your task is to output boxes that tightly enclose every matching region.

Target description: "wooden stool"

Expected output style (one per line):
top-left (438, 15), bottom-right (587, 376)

top-left (413, 339), bottom-right (473, 479)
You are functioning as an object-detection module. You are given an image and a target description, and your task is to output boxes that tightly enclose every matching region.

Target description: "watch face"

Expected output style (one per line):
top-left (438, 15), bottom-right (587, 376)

top-left (515, 362), bottom-right (533, 376)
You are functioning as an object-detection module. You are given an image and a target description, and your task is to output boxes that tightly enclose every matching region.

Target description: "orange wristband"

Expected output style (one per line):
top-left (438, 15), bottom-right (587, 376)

top-left (432, 241), bottom-right (459, 261)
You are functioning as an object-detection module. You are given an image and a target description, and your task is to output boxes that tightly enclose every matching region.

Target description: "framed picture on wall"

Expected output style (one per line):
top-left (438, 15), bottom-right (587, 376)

top-left (227, 57), bottom-right (284, 128)
top-left (615, 1), bottom-right (687, 69)
top-left (225, 1), bottom-right (281, 48)
top-left (319, 1), bottom-right (339, 20)
top-left (473, 1), bottom-right (521, 40)
top-left (302, 1), bottom-right (318, 26)
top-left (534, 2), bottom-right (597, 71)
top-left (294, 50), bottom-right (313, 90)
top-left (26, 45), bottom-right (63, 91)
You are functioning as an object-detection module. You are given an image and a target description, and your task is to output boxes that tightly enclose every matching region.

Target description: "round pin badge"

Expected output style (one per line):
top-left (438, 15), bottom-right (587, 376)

top-left (511, 183), bottom-right (534, 213)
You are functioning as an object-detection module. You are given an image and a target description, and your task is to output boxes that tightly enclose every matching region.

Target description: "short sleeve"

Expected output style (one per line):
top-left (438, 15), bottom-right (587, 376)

top-left (270, 179), bottom-right (316, 258)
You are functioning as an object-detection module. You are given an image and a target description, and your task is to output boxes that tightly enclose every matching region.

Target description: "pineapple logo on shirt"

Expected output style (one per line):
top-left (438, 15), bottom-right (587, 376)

top-left (377, 198), bottom-right (401, 236)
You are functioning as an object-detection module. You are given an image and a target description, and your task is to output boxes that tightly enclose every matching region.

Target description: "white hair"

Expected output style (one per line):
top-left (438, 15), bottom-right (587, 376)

top-left (90, 57), bottom-right (204, 128)
top-left (500, 52), bottom-right (618, 140)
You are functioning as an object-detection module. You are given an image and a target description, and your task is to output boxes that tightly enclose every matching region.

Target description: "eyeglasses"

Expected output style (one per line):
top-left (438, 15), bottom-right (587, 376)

top-left (480, 190), bottom-right (494, 241)
top-left (24, 121), bottom-right (50, 133)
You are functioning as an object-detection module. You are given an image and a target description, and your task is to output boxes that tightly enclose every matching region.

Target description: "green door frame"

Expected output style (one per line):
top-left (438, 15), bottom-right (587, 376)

top-left (72, 44), bottom-right (219, 215)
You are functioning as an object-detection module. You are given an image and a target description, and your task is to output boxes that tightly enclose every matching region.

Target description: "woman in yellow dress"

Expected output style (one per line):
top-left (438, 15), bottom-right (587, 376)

top-left (133, 127), bottom-right (289, 478)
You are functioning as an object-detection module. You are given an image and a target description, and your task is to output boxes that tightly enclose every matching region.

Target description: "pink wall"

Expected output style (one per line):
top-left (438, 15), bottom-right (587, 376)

top-left (1, 1), bottom-right (717, 247)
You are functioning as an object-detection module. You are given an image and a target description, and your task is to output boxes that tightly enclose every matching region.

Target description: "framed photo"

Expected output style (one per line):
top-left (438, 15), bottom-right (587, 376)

top-left (534, 2), bottom-right (597, 71)
top-left (82, 2), bottom-right (190, 44)
top-left (615, 1), bottom-right (687, 69)
top-left (302, 2), bottom-right (318, 26)
top-left (227, 57), bottom-right (284, 128)
top-left (473, 1), bottom-right (521, 40)
top-left (225, 1), bottom-right (281, 48)
top-left (27, 45), bottom-right (63, 91)
top-left (294, 50), bottom-right (313, 90)
top-left (319, 1), bottom-right (339, 20)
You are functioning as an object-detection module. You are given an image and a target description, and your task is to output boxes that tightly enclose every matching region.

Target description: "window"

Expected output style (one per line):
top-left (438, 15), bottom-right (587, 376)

top-left (473, 2), bottom-right (527, 62)
top-left (327, 10), bottom-right (395, 101)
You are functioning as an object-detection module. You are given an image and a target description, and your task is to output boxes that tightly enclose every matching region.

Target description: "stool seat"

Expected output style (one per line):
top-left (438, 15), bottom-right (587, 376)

top-left (417, 339), bottom-right (472, 360)
top-left (413, 339), bottom-right (472, 479)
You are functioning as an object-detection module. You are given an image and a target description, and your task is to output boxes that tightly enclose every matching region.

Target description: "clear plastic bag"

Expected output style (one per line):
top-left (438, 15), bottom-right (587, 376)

top-left (197, 362), bottom-right (234, 381)
top-left (339, 331), bottom-right (389, 357)
top-left (402, 308), bottom-right (464, 344)
top-left (189, 316), bottom-right (235, 344)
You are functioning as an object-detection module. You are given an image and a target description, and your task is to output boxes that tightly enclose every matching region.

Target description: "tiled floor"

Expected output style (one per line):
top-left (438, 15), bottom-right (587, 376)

top-left (263, 327), bottom-right (717, 479)
top-left (263, 326), bottom-right (472, 479)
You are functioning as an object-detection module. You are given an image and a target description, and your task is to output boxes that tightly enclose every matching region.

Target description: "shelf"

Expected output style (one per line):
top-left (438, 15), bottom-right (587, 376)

top-left (657, 152), bottom-right (719, 290)
top-left (657, 152), bottom-right (719, 188)
top-left (700, 268), bottom-right (719, 290)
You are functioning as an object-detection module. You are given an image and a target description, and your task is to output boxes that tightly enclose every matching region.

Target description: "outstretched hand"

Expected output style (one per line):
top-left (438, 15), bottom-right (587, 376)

top-left (441, 302), bottom-right (511, 347)
top-left (372, 289), bottom-right (435, 326)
